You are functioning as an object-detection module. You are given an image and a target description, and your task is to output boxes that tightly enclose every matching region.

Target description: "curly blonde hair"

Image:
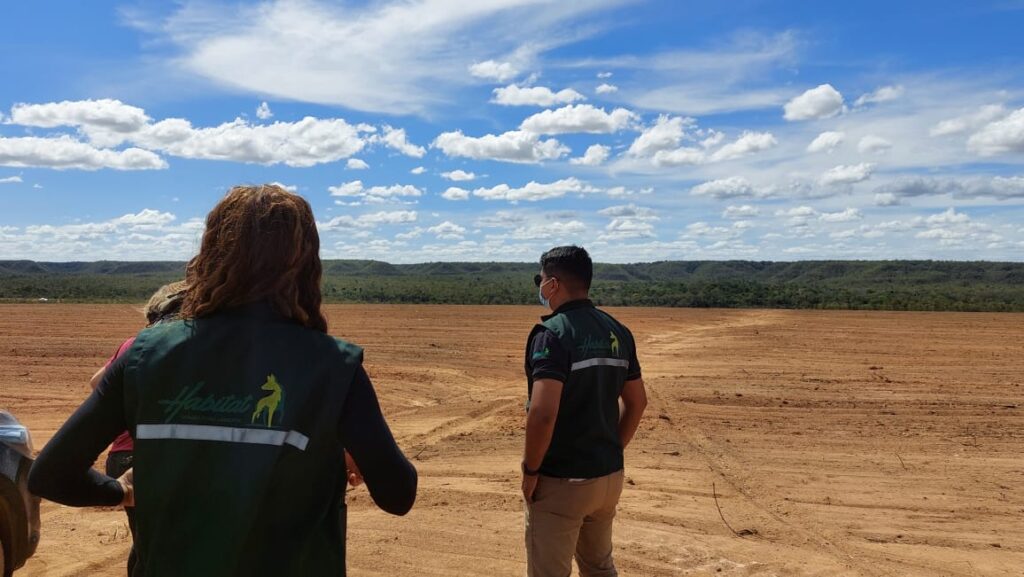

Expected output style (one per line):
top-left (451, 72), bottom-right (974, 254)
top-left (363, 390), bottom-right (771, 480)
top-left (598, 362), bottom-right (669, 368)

top-left (144, 280), bottom-right (187, 325)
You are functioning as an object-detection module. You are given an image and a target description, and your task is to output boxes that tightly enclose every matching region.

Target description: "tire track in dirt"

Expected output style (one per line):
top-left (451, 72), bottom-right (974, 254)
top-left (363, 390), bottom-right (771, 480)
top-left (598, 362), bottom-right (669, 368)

top-left (637, 311), bottom-right (902, 576)
top-left (395, 395), bottom-right (521, 459)
top-left (635, 310), bottom-right (1009, 577)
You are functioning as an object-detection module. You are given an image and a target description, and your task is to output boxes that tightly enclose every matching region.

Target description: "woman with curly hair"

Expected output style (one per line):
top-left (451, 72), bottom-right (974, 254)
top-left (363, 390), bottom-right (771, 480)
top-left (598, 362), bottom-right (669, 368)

top-left (30, 184), bottom-right (417, 577)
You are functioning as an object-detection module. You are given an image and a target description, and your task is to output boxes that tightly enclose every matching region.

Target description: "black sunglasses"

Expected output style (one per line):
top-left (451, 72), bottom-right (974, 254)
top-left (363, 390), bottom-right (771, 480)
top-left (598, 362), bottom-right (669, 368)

top-left (533, 274), bottom-right (556, 287)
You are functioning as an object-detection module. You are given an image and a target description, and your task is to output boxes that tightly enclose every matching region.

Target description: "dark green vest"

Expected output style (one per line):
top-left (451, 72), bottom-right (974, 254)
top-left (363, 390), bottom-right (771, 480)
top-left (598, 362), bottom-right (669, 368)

top-left (123, 303), bottom-right (362, 577)
top-left (525, 300), bottom-right (637, 479)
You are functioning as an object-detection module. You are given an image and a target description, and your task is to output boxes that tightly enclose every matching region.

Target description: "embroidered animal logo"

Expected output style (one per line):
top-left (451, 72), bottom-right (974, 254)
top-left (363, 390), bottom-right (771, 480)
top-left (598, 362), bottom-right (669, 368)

top-left (610, 332), bottom-right (620, 357)
top-left (252, 374), bottom-right (284, 428)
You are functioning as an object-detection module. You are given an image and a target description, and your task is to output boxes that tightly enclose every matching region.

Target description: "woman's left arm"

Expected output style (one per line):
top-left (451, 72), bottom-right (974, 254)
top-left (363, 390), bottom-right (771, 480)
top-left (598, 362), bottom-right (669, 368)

top-left (28, 354), bottom-right (130, 506)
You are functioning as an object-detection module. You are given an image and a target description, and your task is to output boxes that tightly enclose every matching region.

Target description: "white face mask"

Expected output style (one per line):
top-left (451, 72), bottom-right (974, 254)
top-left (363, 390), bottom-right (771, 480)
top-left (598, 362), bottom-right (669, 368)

top-left (538, 277), bottom-right (554, 308)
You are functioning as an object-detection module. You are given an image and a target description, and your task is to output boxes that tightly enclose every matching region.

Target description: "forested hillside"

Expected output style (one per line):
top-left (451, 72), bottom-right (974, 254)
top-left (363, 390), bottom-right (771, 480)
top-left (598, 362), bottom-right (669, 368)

top-left (2, 260), bottom-right (1022, 311)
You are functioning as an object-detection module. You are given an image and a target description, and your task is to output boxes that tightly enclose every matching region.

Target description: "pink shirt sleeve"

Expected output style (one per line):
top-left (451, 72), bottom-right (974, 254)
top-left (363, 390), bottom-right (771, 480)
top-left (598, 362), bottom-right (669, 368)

top-left (106, 337), bottom-right (136, 368)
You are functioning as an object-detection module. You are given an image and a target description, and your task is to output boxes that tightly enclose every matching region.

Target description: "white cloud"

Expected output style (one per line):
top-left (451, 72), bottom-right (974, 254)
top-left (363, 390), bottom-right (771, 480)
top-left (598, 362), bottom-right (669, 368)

top-left (595, 83), bottom-right (618, 95)
top-left (491, 85), bottom-right (585, 106)
top-left (597, 72), bottom-right (613, 79)
top-left (707, 131), bottom-right (777, 162)
top-left (432, 130), bottom-right (569, 163)
top-left (599, 204), bottom-right (659, 239)
top-left (346, 158), bottom-right (369, 170)
top-left (570, 144), bottom-right (610, 166)
top-left (410, 166), bottom-right (426, 175)
top-left (774, 206), bottom-right (817, 218)
top-left (148, 1), bottom-right (627, 115)
top-left (602, 218), bottom-right (655, 240)
top-left (475, 211), bottom-right (527, 228)
top-left (0, 176), bottom-right (23, 184)
top-left (930, 104), bottom-right (1008, 137)
top-left (442, 187), bottom-right (470, 201)
top-left (818, 208), bottom-right (862, 223)
top-left (256, 101), bottom-right (273, 120)
top-left (650, 131), bottom-right (777, 167)
top-left (967, 107), bottom-right (1024, 155)
top-left (723, 205), bottom-right (760, 219)
top-left (268, 181), bottom-right (298, 192)
top-left (320, 210), bottom-right (418, 230)
top-left (508, 220), bottom-right (587, 240)
top-left (0, 135), bottom-right (167, 171)
top-left (819, 163), bottom-right (875, 185)
top-left (374, 125), bottom-right (426, 158)
top-left (685, 222), bottom-right (737, 238)
top-left (0, 213), bottom-right (195, 260)
top-left (783, 84), bottom-right (844, 121)
top-left (471, 177), bottom-right (598, 202)
top-left (606, 185), bottom-right (653, 197)
top-left (469, 60), bottom-right (519, 82)
top-left (598, 204), bottom-right (658, 219)
top-left (395, 227), bottom-right (425, 240)
top-left (912, 208), bottom-right (984, 247)
top-left (691, 176), bottom-right (768, 199)
top-left (427, 221), bottom-right (467, 240)
top-left (876, 174), bottom-right (1024, 199)
top-left (807, 131), bottom-right (845, 153)
top-left (854, 85), bottom-right (904, 107)
top-left (112, 208), bottom-right (177, 227)
top-left (328, 180), bottom-right (423, 203)
top-left (627, 115), bottom-right (692, 157)
top-left (364, 211), bottom-right (418, 225)
top-left (651, 147), bottom-right (705, 167)
top-left (926, 207), bottom-right (970, 225)
top-left (9, 101), bottom-right (376, 167)
top-left (134, 116), bottom-right (365, 167)
top-left (441, 169), bottom-right (476, 181)
top-left (858, 135), bottom-right (892, 155)
top-left (700, 130), bottom-right (725, 148)
top-left (925, 208), bottom-right (970, 225)
top-left (10, 99), bottom-right (150, 134)
top-left (519, 104), bottom-right (637, 134)
top-left (874, 192), bottom-right (901, 206)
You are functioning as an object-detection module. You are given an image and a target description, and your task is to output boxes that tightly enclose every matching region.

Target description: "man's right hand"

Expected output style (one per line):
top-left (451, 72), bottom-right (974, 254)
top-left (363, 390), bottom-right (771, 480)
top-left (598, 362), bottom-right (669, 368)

top-left (345, 450), bottom-right (363, 487)
top-left (117, 468), bottom-right (134, 507)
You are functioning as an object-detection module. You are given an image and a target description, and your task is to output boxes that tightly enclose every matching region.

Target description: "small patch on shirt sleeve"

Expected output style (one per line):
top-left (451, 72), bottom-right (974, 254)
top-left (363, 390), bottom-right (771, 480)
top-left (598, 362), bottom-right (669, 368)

top-left (530, 329), bottom-right (568, 382)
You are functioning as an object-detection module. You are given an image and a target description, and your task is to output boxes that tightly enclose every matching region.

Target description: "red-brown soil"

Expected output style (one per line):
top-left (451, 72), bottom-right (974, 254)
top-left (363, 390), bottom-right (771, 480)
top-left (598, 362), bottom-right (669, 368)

top-left (1, 304), bottom-right (1021, 576)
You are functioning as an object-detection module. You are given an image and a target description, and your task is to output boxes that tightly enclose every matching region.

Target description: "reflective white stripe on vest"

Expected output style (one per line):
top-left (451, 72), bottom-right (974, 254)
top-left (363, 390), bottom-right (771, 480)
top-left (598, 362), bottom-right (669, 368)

top-left (136, 424), bottom-right (309, 451)
top-left (570, 357), bottom-right (629, 372)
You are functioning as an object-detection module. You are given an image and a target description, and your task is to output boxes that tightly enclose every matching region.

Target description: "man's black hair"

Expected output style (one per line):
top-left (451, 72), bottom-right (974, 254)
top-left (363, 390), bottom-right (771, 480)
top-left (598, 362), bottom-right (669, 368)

top-left (540, 245), bottom-right (593, 291)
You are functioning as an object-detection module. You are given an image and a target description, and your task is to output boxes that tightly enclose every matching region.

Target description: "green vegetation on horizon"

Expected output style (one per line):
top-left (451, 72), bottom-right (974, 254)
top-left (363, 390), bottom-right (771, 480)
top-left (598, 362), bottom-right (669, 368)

top-left (1, 259), bottom-right (1023, 312)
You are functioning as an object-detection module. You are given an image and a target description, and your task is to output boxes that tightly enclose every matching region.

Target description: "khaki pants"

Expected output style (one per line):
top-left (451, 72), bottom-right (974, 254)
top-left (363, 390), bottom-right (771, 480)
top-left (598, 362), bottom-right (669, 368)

top-left (525, 469), bottom-right (624, 577)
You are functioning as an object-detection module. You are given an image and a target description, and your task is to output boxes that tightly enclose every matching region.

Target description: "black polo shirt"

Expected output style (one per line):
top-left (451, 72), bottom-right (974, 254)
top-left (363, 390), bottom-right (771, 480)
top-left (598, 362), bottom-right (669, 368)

top-left (526, 299), bottom-right (642, 478)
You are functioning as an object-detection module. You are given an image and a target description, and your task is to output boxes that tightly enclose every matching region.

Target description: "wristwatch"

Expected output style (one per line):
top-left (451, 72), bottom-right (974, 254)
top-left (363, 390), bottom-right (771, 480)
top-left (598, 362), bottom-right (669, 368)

top-left (521, 462), bottom-right (540, 476)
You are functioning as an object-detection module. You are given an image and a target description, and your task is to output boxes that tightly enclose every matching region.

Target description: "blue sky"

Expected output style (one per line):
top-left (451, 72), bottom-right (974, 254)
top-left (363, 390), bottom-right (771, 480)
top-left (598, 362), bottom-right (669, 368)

top-left (2, 0), bottom-right (1024, 262)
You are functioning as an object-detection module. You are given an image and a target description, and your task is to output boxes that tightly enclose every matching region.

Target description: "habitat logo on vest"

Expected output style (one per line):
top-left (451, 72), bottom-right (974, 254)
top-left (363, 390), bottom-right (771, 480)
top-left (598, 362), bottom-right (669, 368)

top-left (577, 331), bottom-right (622, 358)
top-left (251, 374), bottom-right (285, 427)
top-left (158, 373), bottom-right (286, 428)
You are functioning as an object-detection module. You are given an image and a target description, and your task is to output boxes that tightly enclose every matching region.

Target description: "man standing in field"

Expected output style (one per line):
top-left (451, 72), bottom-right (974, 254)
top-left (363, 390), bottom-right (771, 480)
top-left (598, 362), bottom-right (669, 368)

top-left (522, 245), bottom-right (647, 577)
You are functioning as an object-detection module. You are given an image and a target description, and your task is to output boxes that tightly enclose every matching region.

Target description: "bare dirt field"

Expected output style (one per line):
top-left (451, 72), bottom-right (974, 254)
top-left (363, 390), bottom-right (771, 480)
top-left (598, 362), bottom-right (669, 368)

top-left (1, 304), bottom-right (1022, 576)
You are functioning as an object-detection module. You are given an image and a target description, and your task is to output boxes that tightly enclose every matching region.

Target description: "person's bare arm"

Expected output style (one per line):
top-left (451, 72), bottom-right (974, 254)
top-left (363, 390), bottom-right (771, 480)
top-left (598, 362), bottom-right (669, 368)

top-left (618, 377), bottom-right (647, 448)
top-left (88, 365), bottom-right (105, 391)
top-left (522, 378), bottom-right (562, 501)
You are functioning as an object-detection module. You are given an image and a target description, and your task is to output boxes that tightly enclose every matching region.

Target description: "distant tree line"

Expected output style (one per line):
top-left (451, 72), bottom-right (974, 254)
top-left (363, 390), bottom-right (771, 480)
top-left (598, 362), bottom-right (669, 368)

top-left (1, 259), bottom-right (1022, 312)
